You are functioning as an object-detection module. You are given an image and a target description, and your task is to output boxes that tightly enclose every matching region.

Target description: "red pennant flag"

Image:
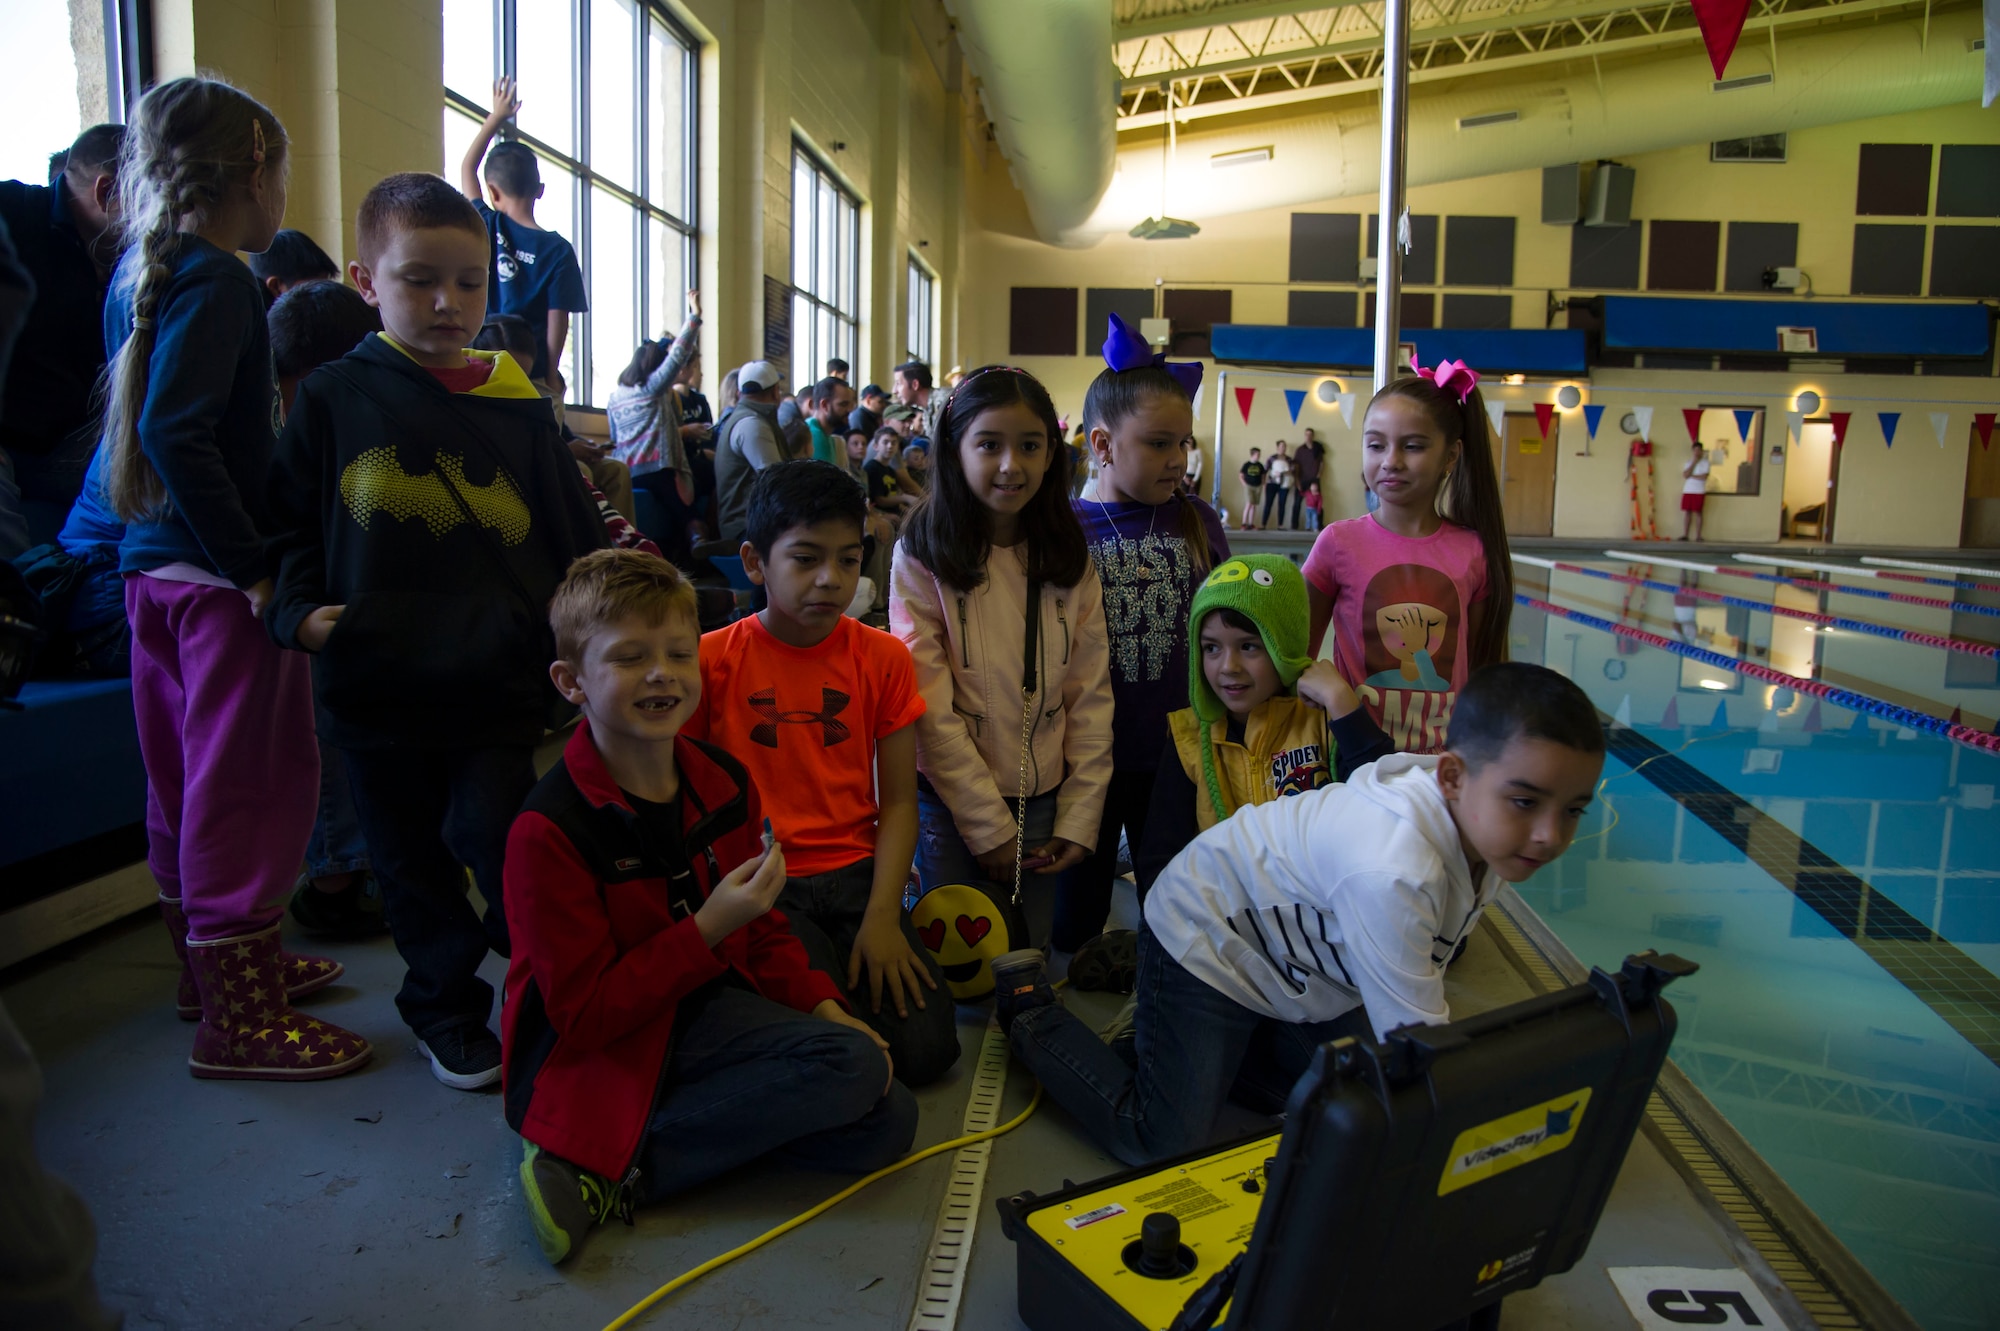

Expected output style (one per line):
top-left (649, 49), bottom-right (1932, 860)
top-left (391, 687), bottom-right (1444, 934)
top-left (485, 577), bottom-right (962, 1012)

top-left (1682, 408), bottom-right (1705, 444)
top-left (1829, 411), bottom-right (1851, 446)
top-left (1234, 386), bottom-right (1256, 424)
top-left (1950, 705), bottom-right (1963, 726)
top-left (1689, 0), bottom-right (1752, 78)
top-left (1660, 696), bottom-right (1679, 728)
top-left (1533, 402), bottom-right (1556, 439)
top-left (1976, 412), bottom-right (1997, 450)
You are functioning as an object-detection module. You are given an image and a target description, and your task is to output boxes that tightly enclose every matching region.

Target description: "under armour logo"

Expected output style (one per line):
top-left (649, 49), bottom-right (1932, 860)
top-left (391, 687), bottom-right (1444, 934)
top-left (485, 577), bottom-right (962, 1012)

top-left (749, 687), bottom-right (851, 748)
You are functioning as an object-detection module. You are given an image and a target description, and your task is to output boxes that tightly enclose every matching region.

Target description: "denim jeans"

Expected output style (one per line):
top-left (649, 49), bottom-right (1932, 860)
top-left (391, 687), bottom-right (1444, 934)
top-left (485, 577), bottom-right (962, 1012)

top-left (1054, 769), bottom-right (1153, 951)
top-left (1009, 927), bottom-right (1371, 1166)
top-left (1261, 484), bottom-right (1289, 527)
top-left (340, 744), bottom-right (533, 1039)
top-left (304, 741), bottom-right (371, 880)
top-left (780, 858), bottom-right (961, 1086)
top-left (916, 785), bottom-right (1067, 948)
top-left (636, 984), bottom-right (918, 1202)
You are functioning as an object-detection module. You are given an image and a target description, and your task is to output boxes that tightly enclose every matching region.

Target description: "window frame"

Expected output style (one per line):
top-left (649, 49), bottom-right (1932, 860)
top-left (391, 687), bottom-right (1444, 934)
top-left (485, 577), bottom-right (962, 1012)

top-left (789, 139), bottom-right (861, 393)
top-left (443, 0), bottom-right (699, 407)
top-left (906, 251), bottom-right (936, 368)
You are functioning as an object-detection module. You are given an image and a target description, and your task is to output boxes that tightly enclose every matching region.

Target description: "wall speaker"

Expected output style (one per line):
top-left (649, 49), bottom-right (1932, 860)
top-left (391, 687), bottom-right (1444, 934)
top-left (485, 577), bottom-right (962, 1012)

top-left (1542, 163), bottom-right (1582, 225)
top-left (1586, 163), bottom-right (1635, 228)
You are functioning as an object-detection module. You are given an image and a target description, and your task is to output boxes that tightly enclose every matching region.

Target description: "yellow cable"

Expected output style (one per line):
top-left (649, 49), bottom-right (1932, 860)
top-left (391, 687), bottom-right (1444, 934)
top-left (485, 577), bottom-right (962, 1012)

top-left (600, 1084), bottom-right (1045, 1331)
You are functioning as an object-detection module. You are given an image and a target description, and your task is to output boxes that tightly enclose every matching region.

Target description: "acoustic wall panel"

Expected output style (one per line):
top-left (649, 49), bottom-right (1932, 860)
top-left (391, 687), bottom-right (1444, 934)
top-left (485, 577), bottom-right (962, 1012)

top-left (1647, 220), bottom-right (1721, 291)
top-left (1724, 222), bottom-right (1798, 292)
top-left (1850, 224), bottom-right (1926, 296)
top-left (1570, 222), bottom-right (1644, 289)
top-left (1084, 288), bottom-right (1154, 345)
top-left (1288, 290), bottom-right (1358, 326)
top-left (1367, 213), bottom-right (1439, 284)
top-left (1441, 294), bottom-right (1513, 329)
top-left (1443, 216), bottom-right (1517, 286)
top-left (1289, 214), bottom-right (1363, 282)
top-left (1936, 145), bottom-right (2000, 217)
top-left (1930, 227), bottom-right (2000, 297)
top-left (1162, 288), bottom-right (1233, 357)
top-left (1009, 287), bottom-right (1078, 356)
top-left (1855, 143), bottom-right (1932, 216)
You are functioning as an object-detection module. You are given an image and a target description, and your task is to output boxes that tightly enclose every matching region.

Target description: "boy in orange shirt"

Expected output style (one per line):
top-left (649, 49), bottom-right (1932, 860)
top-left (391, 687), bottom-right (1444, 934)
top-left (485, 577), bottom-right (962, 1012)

top-left (685, 460), bottom-right (960, 1084)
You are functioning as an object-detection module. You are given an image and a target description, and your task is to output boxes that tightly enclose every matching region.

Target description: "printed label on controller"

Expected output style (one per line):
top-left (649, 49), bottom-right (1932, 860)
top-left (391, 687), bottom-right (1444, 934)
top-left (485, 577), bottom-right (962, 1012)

top-left (1064, 1203), bottom-right (1128, 1231)
top-left (1133, 1177), bottom-right (1231, 1224)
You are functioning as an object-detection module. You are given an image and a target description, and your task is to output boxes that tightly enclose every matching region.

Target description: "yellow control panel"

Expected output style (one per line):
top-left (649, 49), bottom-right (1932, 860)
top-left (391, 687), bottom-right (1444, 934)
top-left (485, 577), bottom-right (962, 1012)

top-left (1021, 1133), bottom-right (1280, 1331)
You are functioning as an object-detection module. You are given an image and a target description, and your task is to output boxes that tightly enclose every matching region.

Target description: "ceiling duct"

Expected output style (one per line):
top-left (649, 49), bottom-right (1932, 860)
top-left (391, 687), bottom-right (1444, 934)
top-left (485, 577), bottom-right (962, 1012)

top-left (944, 0), bottom-right (1117, 247)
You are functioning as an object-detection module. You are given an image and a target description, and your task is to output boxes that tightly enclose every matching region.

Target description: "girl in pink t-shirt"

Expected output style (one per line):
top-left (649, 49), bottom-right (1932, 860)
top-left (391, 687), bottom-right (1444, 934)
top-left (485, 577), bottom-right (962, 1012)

top-left (1302, 364), bottom-right (1512, 754)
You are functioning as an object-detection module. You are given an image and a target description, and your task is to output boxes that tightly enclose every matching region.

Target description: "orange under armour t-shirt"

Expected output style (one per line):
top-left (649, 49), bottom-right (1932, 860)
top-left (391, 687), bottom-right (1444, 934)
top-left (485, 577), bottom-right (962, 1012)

top-left (685, 613), bottom-right (926, 876)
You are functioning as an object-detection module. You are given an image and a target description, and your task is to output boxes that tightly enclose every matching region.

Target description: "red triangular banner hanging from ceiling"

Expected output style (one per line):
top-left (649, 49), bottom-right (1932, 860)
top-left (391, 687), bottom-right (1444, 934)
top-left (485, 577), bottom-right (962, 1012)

top-left (1533, 402), bottom-right (1556, 439)
top-left (1689, 0), bottom-right (1753, 79)
top-left (1976, 412), bottom-right (1997, 450)
top-left (1682, 408), bottom-right (1705, 444)
top-left (1660, 696), bottom-right (1680, 728)
top-left (1828, 411), bottom-right (1851, 446)
top-left (1234, 386), bottom-right (1256, 424)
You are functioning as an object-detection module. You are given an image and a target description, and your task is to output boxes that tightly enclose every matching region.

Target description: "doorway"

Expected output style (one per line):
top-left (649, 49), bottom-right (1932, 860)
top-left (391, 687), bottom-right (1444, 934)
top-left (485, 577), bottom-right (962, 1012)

top-left (1784, 420), bottom-right (1838, 540)
top-left (1493, 412), bottom-right (1556, 536)
top-left (1963, 420), bottom-right (2000, 546)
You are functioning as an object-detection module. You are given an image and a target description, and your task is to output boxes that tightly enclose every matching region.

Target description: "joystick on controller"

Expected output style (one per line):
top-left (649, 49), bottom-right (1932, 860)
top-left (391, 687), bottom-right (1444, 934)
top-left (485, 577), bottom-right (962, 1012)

top-left (1122, 1212), bottom-right (1198, 1279)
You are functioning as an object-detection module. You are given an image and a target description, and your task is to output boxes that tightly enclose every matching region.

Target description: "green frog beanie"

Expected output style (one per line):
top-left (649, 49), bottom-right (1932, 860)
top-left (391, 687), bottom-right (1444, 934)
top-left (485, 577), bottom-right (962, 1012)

top-left (1185, 555), bottom-right (1316, 823)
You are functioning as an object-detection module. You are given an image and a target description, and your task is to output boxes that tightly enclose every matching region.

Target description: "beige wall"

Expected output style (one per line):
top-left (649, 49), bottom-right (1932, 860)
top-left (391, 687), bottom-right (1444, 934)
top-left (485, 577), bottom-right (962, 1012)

top-left (961, 98), bottom-right (2000, 547)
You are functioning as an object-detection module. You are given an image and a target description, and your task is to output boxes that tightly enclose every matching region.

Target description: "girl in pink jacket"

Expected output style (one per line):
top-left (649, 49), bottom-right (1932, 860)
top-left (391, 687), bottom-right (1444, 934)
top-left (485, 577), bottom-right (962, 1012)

top-left (891, 367), bottom-right (1114, 970)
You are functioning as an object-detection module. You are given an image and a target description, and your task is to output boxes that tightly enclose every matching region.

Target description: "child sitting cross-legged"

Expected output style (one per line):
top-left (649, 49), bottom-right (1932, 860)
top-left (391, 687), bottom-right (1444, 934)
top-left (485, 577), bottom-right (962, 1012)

top-left (683, 461), bottom-right (960, 1084)
top-left (994, 661), bottom-right (1606, 1166)
top-left (503, 549), bottom-right (916, 1266)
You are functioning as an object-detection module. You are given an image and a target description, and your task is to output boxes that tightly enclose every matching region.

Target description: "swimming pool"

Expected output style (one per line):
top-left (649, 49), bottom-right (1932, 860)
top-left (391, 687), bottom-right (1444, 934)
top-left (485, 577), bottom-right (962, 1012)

top-left (1510, 551), bottom-right (2000, 1331)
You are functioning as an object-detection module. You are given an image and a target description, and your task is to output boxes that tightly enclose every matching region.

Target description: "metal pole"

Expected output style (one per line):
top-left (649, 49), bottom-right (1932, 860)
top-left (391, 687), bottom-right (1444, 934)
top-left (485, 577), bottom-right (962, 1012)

top-left (1372, 0), bottom-right (1412, 392)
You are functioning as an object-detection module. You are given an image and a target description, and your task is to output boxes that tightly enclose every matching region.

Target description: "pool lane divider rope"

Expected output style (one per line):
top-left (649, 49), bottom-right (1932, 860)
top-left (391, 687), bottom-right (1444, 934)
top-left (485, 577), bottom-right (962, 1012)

top-left (1512, 591), bottom-right (2000, 755)
top-left (1541, 559), bottom-right (1997, 660)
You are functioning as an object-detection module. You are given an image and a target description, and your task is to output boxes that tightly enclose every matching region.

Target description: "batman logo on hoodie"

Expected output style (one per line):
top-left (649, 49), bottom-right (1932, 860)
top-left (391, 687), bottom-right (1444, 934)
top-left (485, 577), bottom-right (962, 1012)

top-left (339, 447), bottom-right (532, 545)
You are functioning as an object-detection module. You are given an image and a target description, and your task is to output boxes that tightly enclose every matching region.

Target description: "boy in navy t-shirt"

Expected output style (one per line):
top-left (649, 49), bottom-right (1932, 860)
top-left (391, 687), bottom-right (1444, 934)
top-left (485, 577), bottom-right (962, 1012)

top-left (458, 77), bottom-right (589, 395)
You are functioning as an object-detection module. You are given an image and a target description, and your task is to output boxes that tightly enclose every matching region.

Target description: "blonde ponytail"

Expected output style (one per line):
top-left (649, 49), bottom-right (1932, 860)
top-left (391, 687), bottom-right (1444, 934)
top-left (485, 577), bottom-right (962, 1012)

top-left (101, 77), bottom-right (287, 521)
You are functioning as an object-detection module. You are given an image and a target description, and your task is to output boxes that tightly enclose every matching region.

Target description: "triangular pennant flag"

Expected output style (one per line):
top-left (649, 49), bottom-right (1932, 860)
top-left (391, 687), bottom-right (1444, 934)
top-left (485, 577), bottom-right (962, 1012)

top-left (1708, 698), bottom-right (1730, 731)
top-left (1336, 392), bottom-right (1355, 427)
top-left (1950, 705), bottom-right (1963, 726)
top-left (1930, 412), bottom-right (1951, 448)
top-left (1633, 405), bottom-right (1654, 442)
top-left (1534, 401), bottom-right (1557, 439)
top-left (1660, 696), bottom-right (1679, 728)
top-left (1234, 385), bottom-right (1256, 424)
top-left (1975, 412), bottom-right (1996, 450)
top-left (1802, 698), bottom-right (1822, 733)
top-left (1849, 706), bottom-right (1870, 734)
top-left (1878, 411), bottom-right (1900, 448)
top-left (1829, 411), bottom-right (1851, 446)
top-left (1583, 404), bottom-right (1606, 441)
top-left (1613, 694), bottom-right (1632, 728)
top-left (1682, 408), bottom-right (1705, 444)
top-left (1732, 409), bottom-right (1755, 443)
top-left (1486, 399), bottom-right (1506, 441)
top-left (1786, 409), bottom-right (1803, 441)
top-left (1689, 0), bottom-right (1752, 78)
top-left (1283, 388), bottom-right (1306, 423)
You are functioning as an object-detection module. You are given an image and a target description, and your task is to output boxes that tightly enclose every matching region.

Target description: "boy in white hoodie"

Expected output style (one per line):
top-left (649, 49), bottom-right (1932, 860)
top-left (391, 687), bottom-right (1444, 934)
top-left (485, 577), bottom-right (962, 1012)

top-left (993, 662), bottom-right (1605, 1165)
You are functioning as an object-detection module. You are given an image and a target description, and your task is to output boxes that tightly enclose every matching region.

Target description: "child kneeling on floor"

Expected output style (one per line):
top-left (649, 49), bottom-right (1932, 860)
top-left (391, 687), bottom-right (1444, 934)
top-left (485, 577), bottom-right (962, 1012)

top-left (993, 661), bottom-right (1605, 1166)
top-left (502, 549), bottom-right (917, 1265)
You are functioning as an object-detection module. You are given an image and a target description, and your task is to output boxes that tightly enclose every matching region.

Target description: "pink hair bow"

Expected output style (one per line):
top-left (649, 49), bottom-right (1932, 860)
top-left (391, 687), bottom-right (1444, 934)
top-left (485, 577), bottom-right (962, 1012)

top-left (1414, 357), bottom-right (1480, 404)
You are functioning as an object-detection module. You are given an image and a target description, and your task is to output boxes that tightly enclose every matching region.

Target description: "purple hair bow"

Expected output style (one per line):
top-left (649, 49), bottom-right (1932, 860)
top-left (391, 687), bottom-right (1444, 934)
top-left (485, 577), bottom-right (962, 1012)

top-left (1103, 313), bottom-right (1204, 400)
top-left (1414, 356), bottom-right (1480, 404)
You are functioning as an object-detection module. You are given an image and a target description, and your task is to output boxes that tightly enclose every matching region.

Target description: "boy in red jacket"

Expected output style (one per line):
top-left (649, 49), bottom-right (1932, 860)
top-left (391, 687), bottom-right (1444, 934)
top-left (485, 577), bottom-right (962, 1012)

top-left (501, 549), bottom-right (916, 1266)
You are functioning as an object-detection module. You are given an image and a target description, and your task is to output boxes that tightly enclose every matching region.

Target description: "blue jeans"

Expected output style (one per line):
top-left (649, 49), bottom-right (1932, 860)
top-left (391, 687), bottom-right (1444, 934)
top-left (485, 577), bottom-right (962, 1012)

top-left (340, 744), bottom-right (533, 1038)
top-left (780, 858), bottom-right (961, 1086)
top-left (916, 785), bottom-right (1067, 947)
top-left (636, 984), bottom-right (918, 1202)
top-left (1009, 927), bottom-right (1370, 1166)
top-left (304, 741), bottom-right (370, 879)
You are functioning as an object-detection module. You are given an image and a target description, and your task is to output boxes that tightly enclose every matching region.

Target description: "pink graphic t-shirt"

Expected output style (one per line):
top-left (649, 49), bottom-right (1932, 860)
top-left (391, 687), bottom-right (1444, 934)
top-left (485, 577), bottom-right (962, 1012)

top-left (1301, 515), bottom-right (1488, 755)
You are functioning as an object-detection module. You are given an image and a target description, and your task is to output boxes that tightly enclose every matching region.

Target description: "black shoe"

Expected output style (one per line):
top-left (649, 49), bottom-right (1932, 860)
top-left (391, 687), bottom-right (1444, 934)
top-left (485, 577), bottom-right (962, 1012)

top-left (417, 1023), bottom-right (502, 1090)
top-left (520, 1142), bottom-right (624, 1265)
top-left (289, 872), bottom-right (389, 938)
top-left (991, 949), bottom-right (1057, 1034)
top-left (1069, 929), bottom-right (1138, 994)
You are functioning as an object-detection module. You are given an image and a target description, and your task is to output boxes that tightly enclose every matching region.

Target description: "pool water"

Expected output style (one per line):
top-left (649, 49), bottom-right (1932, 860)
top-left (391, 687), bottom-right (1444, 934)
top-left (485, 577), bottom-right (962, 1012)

top-left (1510, 553), bottom-right (2000, 1331)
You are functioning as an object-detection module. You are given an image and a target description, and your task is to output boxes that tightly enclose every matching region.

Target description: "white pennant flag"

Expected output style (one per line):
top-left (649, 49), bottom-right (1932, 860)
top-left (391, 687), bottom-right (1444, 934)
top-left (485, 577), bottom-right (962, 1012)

top-left (1931, 411), bottom-right (1951, 448)
top-left (1612, 695), bottom-right (1632, 729)
top-left (1486, 399), bottom-right (1506, 442)
top-left (1336, 392), bottom-right (1355, 427)
top-left (1786, 410), bottom-right (1803, 441)
top-left (1632, 405), bottom-right (1654, 442)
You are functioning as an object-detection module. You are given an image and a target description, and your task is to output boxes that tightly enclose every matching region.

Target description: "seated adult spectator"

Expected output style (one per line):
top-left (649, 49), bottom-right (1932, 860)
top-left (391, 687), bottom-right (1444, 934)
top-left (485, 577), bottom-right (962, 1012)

top-left (826, 357), bottom-right (849, 381)
top-left (849, 382), bottom-right (886, 437)
top-left (244, 228), bottom-right (338, 306)
top-left (714, 361), bottom-right (791, 545)
top-left (0, 124), bottom-right (125, 558)
top-left (808, 375), bottom-right (857, 465)
top-left (892, 359), bottom-right (938, 445)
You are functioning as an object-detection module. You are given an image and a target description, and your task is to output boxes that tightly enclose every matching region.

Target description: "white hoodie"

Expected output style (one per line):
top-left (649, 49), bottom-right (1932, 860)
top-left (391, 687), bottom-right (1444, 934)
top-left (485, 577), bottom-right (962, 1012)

top-left (1144, 753), bottom-right (1493, 1041)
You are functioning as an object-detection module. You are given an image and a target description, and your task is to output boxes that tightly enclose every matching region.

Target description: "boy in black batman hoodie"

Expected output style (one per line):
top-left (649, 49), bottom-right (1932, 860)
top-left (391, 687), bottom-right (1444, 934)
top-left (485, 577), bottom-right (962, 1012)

top-left (266, 173), bottom-right (607, 1091)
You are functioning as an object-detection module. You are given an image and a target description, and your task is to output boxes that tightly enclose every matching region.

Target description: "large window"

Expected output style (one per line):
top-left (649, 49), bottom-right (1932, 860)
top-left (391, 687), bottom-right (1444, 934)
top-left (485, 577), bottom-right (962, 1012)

top-left (443, 0), bottom-right (697, 407)
top-left (907, 254), bottom-right (936, 368)
top-left (790, 143), bottom-right (860, 392)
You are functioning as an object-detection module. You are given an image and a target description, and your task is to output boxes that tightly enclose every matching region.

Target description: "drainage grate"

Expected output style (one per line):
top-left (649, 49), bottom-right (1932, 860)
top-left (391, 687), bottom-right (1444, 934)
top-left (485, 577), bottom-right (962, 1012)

top-left (907, 1017), bottom-right (1012, 1330)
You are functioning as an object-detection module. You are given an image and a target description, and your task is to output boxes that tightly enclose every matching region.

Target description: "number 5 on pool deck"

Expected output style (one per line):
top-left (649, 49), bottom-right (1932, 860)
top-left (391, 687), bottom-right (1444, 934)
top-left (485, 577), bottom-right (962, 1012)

top-left (1608, 1266), bottom-right (1787, 1329)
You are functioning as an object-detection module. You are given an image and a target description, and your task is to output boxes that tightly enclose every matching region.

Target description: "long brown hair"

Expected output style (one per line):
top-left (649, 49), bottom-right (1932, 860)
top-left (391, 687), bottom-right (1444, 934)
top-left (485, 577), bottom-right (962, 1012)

top-left (102, 78), bottom-right (287, 520)
top-left (1366, 375), bottom-right (1512, 670)
top-left (900, 365), bottom-right (1089, 592)
top-left (1080, 362), bottom-right (1213, 577)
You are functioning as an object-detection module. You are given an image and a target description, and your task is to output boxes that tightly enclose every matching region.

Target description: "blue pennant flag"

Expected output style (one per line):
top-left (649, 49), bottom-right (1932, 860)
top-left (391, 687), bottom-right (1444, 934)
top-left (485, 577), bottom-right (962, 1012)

top-left (1732, 409), bottom-right (1756, 442)
top-left (1283, 389), bottom-right (1306, 423)
top-left (1582, 404), bottom-right (1605, 440)
top-left (1879, 411), bottom-right (1900, 447)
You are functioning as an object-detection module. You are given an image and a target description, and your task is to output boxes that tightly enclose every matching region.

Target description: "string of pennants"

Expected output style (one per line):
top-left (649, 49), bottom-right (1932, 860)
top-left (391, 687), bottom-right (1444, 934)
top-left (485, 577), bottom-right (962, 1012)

top-left (1230, 383), bottom-right (1997, 452)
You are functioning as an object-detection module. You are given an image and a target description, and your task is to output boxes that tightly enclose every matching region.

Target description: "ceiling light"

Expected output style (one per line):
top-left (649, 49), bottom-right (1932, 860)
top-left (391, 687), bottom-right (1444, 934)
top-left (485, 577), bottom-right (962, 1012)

top-left (1211, 146), bottom-right (1273, 168)
top-left (1697, 679), bottom-right (1731, 691)
top-left (1129, 216), bottom-right (1201, 240)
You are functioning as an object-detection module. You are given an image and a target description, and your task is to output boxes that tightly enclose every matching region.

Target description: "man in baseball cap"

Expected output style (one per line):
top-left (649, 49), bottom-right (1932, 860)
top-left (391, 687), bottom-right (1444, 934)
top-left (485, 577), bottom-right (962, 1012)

top-left (715, 362), bottom-right (791, 543)
top-left (736, 360), bottom-right (782, 395)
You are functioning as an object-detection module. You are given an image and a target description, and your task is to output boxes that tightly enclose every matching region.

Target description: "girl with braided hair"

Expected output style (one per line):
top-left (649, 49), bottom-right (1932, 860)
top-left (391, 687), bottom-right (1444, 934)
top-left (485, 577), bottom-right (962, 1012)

top-left (103, 77), bottom-right (370, 1080)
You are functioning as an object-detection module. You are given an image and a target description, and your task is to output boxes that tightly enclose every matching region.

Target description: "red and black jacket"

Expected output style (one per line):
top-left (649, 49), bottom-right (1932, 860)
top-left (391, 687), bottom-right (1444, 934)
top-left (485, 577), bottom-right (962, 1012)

top-left (500, 720), bottom-right (846, 1181)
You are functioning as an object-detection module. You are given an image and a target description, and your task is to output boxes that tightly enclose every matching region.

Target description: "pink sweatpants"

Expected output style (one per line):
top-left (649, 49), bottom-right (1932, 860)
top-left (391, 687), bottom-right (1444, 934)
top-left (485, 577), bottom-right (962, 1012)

top-left (125, 576), bottom-right (319, 942)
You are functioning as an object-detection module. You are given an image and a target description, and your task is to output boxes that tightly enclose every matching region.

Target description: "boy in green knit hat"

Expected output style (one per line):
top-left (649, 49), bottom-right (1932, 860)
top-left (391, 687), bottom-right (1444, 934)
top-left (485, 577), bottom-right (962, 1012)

top-left (1132, 554), bottom-right (1394, 894)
